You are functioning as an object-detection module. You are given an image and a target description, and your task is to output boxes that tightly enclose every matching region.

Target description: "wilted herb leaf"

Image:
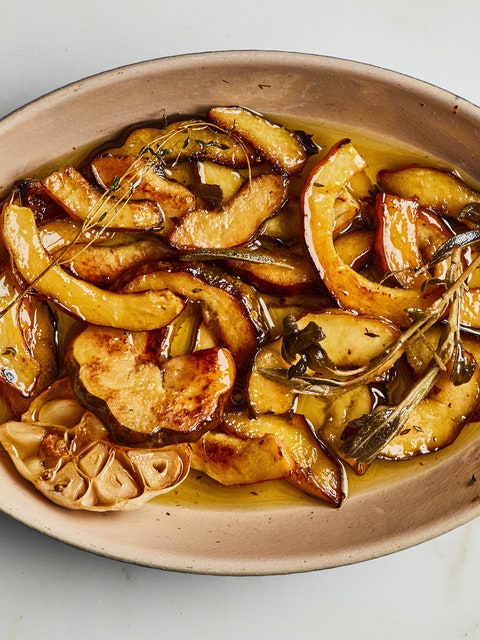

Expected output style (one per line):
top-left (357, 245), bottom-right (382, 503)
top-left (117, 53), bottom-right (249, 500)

top-left (428, 229), bottom-right (480, 267)
top-left (458, 202), bottom-right (480, 224)
top-left (340, 366), bottom-right (441, 473)
top-left (450, 342), bottom-right (477, 386)
top-left (109, 175), bottom-right (121, 192)
top-left (188, 183), bottom-right (223, 209)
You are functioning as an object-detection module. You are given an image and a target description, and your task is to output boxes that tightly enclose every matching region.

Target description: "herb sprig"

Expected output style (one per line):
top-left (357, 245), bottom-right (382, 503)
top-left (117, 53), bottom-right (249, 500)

top-left (0, 119), bottom-right (252, 320)
top-left (260, 239), bottom-right (480, 472)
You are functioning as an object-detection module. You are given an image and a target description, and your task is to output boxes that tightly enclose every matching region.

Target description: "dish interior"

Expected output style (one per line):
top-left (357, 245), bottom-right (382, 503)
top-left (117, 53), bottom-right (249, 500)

top-left (1, 51), bottom-right (480, 575)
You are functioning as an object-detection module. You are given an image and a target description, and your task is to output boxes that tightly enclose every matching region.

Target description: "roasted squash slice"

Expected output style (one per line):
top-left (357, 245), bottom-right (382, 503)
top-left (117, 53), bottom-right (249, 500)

top-left (208, 106), bottom-right (309, 174)
top-left (302, 140), bottom-right (440, 327)
top-left (66, 325), bottom-right (236, 447)
top-left (2, 204), bottom-right (185, 330)
top-left (42, 165), bottom-right (165, 231)
top-left (189, 428), bottom-right (295, 486)
top-left (169, 173), bottom-right (288, 250)
top-left (0, 264), bottom-right (56, 399)
top-left (223, 410), bottom-right (345, 507)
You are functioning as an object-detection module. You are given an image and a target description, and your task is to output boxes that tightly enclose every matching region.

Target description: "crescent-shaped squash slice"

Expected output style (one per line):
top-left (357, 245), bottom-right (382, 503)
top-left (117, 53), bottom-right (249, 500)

top-left (302, 140), bottom-right (440, 327)
top-left (2, 204), bottom-right (185, 331)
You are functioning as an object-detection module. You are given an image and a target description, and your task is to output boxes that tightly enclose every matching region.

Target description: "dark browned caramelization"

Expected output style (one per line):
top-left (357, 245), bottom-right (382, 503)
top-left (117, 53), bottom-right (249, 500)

top-left (0, 106), bottom-right (479, 511)
top-left (67, 325), bottom-right (236, 447)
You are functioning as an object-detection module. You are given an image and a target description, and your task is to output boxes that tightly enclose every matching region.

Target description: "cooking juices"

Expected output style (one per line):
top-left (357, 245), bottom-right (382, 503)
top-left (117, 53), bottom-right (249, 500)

top-left (0, 107), bottom-right (479, 511)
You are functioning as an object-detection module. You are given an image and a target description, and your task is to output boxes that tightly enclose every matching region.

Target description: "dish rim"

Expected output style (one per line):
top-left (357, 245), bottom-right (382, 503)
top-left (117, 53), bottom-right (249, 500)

top-left (1, 49), bottom-right (480, 575)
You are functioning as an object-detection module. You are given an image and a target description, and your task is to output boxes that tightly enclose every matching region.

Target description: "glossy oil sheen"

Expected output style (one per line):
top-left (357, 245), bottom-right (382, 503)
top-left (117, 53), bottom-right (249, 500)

top-left (0, 51), bottom-right (480, 575)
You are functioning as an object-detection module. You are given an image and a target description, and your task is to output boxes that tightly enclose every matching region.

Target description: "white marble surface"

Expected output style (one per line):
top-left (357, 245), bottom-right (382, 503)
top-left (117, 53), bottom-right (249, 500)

top-left (1, 1), bottom-right (480, 638)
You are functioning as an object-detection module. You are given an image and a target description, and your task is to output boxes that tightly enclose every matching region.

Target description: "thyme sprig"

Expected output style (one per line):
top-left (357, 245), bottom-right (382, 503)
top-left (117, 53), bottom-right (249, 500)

top-left (340, 247), bottom-right (470, 472)
top-left (260, 242), bottom-right (480, 472)
top-left (0, 119), bottom-right (253, 320)
top-left (75, 120), bottom-right (253, 238)
top-left (261, 244), bottom-right (480, 393)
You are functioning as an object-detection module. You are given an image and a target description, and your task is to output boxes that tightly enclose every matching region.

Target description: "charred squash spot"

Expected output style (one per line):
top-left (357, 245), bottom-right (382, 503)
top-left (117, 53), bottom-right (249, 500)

top-left (66, 325), bottom-right (236, 447)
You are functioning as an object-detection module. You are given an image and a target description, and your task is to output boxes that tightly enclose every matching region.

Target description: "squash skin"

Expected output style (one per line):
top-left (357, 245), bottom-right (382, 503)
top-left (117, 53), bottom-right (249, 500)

top-left (118, 260), bottom-right (266, 374)
top-left (2, 204), bottom-right (186, 331)
top-left (302, 139), bottom-right (440, 327)
top-left (66, 325), bottom-right (236, 447)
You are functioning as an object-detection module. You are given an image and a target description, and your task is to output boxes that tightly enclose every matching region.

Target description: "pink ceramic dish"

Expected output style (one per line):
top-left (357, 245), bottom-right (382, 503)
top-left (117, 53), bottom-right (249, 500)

top-left (0, 51), bottom-right (479, 575)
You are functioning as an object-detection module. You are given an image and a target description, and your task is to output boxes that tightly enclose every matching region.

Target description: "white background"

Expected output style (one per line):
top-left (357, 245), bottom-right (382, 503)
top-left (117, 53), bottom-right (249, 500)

top-left (2, 1), bottom-right (480, 638)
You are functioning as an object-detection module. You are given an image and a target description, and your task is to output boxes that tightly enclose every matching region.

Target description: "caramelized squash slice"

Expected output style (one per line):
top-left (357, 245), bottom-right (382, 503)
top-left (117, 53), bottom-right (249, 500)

top-left (90, 155), bottom-right (197, 222)
top-left (2, 204), bottom-right (185, 330)
top-left (107, 121), bottom-right (255, 168)
top-left (169, 173), bottom-right (288, 250)
top-left (119, 261), bottom-right (263, 373)
top-left (378, 165), bottom-right (480, 224)
top-left (223, 245), bottom-right (319, 294)
top-left (39, 218), bottom-right (118, 250)
top-left (334, 229), bottom-right (374, 270)
top-left (208, 106), bottom-right (309, 174)
top-left (372, 326), bottom-right (480, 461)
top-left (42, 165), bottom-right (165, 231)
top-left (196, 160), bottom-right (245, 203)
top-left (189, 429), bottom-right (295, 486)
top-left (302, 140), bottom-right (440, 327)
top-left (378, 364), bottom-right (480, 461)
top-left (249, 309), bottom-right (400, 415)
top-left (0, 264), bottom-right (56, 398)
top-left (66, 325), bottom-right (236, 447)
top-left (373, 193), bottom-right (429, 289)
top-left (223, 410), bottom-right (345, 507)
top-left (51, 236), bottom-right (173, 286)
